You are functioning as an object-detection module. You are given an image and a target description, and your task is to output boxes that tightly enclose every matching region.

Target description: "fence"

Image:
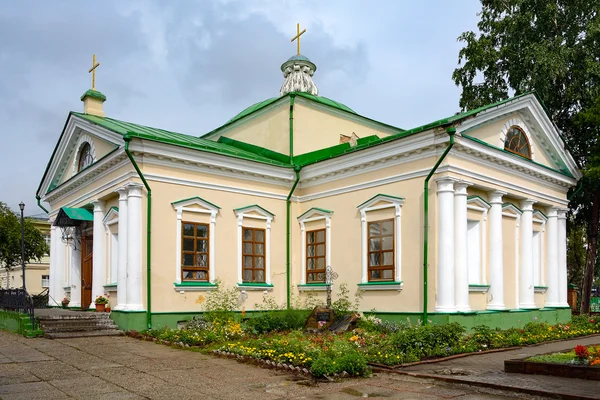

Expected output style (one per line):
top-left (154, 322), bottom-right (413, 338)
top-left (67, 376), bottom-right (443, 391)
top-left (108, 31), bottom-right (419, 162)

top-left (0, 288), bottom-right (36, 328)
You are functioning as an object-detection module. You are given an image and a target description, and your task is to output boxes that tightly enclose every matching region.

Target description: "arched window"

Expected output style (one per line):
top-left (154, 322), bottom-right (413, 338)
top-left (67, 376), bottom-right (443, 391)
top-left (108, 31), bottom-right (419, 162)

top-left (504, 126), bottom-right (531, 159)
top-left (77, 143), bottom-right (93, 172)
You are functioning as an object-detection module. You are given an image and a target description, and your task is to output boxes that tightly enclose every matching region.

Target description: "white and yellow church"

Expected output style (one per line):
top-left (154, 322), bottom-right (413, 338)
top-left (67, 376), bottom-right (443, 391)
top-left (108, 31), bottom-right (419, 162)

top-left (37, 31), bottom-right (581, 331)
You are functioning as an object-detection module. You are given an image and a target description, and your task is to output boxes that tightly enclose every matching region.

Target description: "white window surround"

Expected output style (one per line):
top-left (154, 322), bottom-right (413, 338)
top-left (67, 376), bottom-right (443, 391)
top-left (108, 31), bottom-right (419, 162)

top-left (71, 133), bottom-right (97, 174)
top-left (502, 203), bottom-right (522, 307)
top-left (172, 197), bottom-right (220, 290)
top-left (298, 207), bottom-right (333, 289)
top-left (466, 196), bottom-right (490, 291)
top-left (234, 205), bottom-right (274, 291)
top-left (102, 207), bottom-right (119, 285)
top-left (500, 118), bottom-right (536, 161)
top-left (357, 194), bottom-right (404, 291)
top-left (532, 210), bottom-right (548, 292)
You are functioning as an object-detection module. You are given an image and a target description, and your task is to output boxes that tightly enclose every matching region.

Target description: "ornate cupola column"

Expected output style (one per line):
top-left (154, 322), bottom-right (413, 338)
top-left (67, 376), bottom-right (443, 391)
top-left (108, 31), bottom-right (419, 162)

top-left (280, 55), bottom-right (318, 96)
top-left (435, 177), bottom-right (456, 312)
top-left (557, 209), bottom-right (569, 307)
top-left (454, 182), bottom-right (471, 312)
top-left (91, 200), bottom-right (107, 308)
top-left (487, 190), bottom-right (507, 310)
top-left (545, 207), bottom-right (560, 307)
top-left (126, 183), bottom-right (144, 311)
top-left (114, 188), bottom-right (128, 310)
top-left (519, 199), bottom-right (537, 309)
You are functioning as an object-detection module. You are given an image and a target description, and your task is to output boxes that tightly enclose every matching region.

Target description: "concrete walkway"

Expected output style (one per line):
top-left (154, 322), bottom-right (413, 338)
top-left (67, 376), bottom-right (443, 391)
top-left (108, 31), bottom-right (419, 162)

top-left (0, 331), bottom-right (552, 400)
top-left (398, 334), bottom-right (600, 400)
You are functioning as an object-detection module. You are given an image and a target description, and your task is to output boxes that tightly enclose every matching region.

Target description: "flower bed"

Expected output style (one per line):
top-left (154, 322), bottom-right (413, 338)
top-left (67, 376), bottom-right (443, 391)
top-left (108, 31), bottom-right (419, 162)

top-left (505, 344), bottom-right (600, 380)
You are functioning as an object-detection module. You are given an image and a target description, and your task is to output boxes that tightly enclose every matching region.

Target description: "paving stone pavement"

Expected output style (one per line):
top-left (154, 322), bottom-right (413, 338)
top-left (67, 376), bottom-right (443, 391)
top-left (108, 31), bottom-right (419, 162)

top-left (399, 334), bottom-right (600, 399)
top-left (0, 331), bottom-right (557, 400)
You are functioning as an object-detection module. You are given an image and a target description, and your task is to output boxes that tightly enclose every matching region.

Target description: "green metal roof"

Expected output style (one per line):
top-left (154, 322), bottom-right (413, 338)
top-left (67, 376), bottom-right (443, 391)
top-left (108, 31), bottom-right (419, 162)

top-left (294, 92), bottom-right (355, 114)
top-left (227, 97), bottom-right (280, 123)
top-left (72, 112), bottom-right (292, 168)
top-left (62, 207), bottom-right (93, 221)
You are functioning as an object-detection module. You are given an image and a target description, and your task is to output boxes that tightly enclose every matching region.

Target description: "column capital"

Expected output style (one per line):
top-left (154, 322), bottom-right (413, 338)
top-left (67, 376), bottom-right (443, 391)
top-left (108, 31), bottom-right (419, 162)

top-left (557, 209), bottom-right (568, 219)
top-left (126, 182), bottom-right (144, 197)
top-left (519, 199), bottom-right (536, 212)
top-left (435, 177), bottom-right (457, 193)
top-left (454, 181), bottom-right (472, 196)
top-left (91, 199), bottom-right (106, 212)
top-left (115, 186), bottom-right (129, 200)
top-left (546, 206), bottom-right (559, 218)
top-left (488, 190), bottom-right (507, 204)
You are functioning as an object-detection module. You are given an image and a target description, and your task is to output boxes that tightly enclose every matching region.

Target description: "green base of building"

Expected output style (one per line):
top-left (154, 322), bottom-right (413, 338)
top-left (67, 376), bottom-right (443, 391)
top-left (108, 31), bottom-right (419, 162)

top-left (0, 310), bottom-right (43, 338)
top-left (370, 307), bottom-right (572, 330)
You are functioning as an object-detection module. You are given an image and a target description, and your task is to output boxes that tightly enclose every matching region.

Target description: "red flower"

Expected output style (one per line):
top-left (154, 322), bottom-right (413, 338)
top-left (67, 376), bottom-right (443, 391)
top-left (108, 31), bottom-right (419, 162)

top-left (574, 345), bottom-right (589, 360)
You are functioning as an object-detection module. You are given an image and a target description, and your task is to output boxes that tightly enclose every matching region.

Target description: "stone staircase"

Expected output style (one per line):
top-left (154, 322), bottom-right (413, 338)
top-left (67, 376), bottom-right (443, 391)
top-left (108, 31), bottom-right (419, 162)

top-left (36, 309), bottom-right (123, 339)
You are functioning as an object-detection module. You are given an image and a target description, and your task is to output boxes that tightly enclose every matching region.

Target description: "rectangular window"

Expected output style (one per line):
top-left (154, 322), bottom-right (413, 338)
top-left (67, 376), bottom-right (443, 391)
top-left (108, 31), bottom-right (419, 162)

top-left (242, 227), bottom-right (265, 282)
top-left (368, 219), bottom-right (394, 281)
top-left (467, 220), bottom-right (481, 284)
top-left (181, 222), bottom-right (210, 281)
top-left (41, 275), bottom-right (50, 288)
top-left (306, 229), bottom-right (326, 283)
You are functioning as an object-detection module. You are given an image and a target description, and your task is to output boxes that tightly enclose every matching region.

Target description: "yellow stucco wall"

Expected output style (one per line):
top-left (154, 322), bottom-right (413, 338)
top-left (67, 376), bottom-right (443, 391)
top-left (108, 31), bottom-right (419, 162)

top-left (58, 134), bottom-right (118, 185)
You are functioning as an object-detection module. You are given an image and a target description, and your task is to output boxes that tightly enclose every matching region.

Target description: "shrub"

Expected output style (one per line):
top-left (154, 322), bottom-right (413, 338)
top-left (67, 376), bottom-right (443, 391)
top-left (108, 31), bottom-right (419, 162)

top-left (203, 281), bottom-right (239, 321)
top-left (309, 352), bottom-right (368, 378)
top-left (331, 283), bottom-right (362, 318)
top-left (244, 309), bottom-right (310, 334)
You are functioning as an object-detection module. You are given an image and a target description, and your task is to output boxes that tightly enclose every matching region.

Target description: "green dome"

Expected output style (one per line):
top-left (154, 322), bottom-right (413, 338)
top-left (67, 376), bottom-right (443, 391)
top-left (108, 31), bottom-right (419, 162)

top-left (227, 97), bottom-right (280, 123)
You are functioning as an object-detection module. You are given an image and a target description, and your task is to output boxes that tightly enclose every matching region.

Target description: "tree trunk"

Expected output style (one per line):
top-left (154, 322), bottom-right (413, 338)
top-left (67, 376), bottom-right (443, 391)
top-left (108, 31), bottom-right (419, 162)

top-left (580, 185), bottom-right (600, 314)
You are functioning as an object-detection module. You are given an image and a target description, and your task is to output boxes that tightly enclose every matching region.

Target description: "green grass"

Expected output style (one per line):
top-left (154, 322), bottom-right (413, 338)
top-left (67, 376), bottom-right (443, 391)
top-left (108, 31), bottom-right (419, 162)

top-left (526, 351), bottom-right (578, 364)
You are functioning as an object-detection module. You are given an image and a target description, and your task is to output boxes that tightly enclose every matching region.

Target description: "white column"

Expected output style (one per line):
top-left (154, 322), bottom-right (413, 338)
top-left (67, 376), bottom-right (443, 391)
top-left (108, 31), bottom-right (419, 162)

top-left (454, 182), bottom-right (471, 312)
top-left (209, 212), bottom-right (216, 284)
top-left (175, 208), bottom-right (182, 284)
top-left (69, 243), bottom-right (81, 308)
top-left (48, 225), bottom-right (59, 306)
top-left (126, 183), bottom-right (144, 311)
top-left (114, 188), bottom-right (128, 310)
top-left (91, 200), bottom-right (106, 308)
top-left (545, 208), bottom-right (560, 307)
top-left (435, 178), bottom-right (456, 312)
top-left (360, 211), bottom-right (368, 283)
top-left (266, 218), bottom-right (272, 285)
top-left (487, 190), bottom-right (506, 310)
top-left (300, 222), bottom-right (306, 285)
top-left (394, 205), bottom-right (402, 282)
top-left (53, 236), bottom-right (65, 305)
top-left (557, 209), bottom-right (569, 307)
top-left (519, 200), bottom-right (536, 309)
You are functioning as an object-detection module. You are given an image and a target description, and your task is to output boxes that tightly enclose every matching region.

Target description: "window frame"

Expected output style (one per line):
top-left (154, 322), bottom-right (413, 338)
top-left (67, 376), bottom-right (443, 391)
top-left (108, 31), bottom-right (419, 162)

top-left (367, 219), bottom-right (395, 282)
top-left (41, 275), bottom-right (50, 288)
top-left (504, 125), bottom-right (532, 159)
top-left (78, 142), bottom-right (93, 172)
top-left (532, 210), bottom-right (548, 291)
top-left (298, 208), bottom-right (333, 287)
top-left (181, 221), bottom-right (210, 282)
top-left (241, 227), bottom-right (266, 283)
top-left (306, 228), bottom-right (327, 283)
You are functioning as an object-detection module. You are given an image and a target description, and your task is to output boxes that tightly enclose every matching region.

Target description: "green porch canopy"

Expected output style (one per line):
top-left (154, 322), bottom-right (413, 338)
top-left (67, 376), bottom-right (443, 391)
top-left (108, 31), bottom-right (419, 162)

top-left (54, 207), bottom-right (93, 227)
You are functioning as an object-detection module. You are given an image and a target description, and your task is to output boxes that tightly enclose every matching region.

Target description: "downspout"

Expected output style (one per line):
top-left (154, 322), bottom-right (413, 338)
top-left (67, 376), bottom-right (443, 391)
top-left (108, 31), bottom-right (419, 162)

top-left (286, 94), bottom-right (300, 309)
top-left (567, 178), bottom-right (583, 200)
top-left (36, 196), bottom-right (50, 214)
top-left (123, 134), bottom-right (153, 330)
top-left (423, 126), bottom-right (456, 325)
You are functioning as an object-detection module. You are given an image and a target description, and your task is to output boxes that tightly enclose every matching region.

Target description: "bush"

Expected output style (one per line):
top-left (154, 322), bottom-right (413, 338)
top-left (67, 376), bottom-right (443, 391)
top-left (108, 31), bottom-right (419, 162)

top-left (389, 322), bottom-right (465, 358)
top-left (244, 309), bottom-right (310, 334)
top-left (309, 352), bottom-right (368, 378)
top-left (203, 281), bottom-right (239, 321)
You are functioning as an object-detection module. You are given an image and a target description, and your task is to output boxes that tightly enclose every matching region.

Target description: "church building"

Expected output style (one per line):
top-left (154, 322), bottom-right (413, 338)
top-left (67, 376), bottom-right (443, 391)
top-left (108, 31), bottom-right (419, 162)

top-left (37, 29), bottom-right (581, 331)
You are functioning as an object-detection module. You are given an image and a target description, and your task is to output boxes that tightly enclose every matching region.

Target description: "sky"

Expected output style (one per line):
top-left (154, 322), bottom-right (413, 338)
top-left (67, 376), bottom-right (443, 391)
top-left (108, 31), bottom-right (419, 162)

top-left (0, 0), bottom-right (482, 215)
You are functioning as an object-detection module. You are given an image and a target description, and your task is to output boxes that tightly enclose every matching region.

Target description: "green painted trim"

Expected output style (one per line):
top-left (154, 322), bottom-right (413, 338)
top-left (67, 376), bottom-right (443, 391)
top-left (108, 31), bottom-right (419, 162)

top-left (103, 283), bottom-right (118, 288)
top-left (467, 196), bottom-right (491, 207)
top-left (80, 89), bottom-right (107, 102)
top-left (502, 202), bottom-right (523, 213)
top-left (358, 281), bottom-right (403, 286)
top-left (174, 282), bottom-right (217, 287)
top-left (237, 282), bottom-right (274, 287)
top-left (533, 209), bottom-right (548, 219)
top-left (534, 286), bottom-right (549, 289)
top-left (124, 135), bottom-right (152, 330)
top-left (0, 310), bottom-right (43, 337)
top-left (298, 283), bottom-right (330, 287)
top-left (357, 194), bottom-right (405, 209)
top-left (217, 136), bottom-right (290, 164)
top-left (423, 127), bottom-right (456, 325)
top-left (60, 207), bottom-right (94, 221)
top-left (171, 196), bottom-right (220, 209)
top-left (233, 204), bottom-right (274, 217)
top-left (297, 207), bottom-right (333, 220)
top-left (460, 134), bottom-right (574, 178)
top-left (36, 196), bottom-right (49, 214)
top-left (103, 206), bottom-right (119, 218)
top-left (286, 169), bottom-right (301, 309)
top-left (469, 284), bottom-right (491, 288)
top-left (289, 94), bottom-right (295, 157)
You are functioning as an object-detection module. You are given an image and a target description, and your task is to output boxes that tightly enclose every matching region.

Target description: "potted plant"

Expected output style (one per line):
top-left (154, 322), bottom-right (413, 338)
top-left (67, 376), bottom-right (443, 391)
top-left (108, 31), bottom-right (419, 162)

top-left (61, 297), bottom-right (70, 309)
top-left (94, 294), bottom-right (109, 312)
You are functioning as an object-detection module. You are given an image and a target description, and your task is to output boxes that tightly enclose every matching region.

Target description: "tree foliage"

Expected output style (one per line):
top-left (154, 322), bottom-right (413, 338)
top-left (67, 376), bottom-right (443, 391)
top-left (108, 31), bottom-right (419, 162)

top-left (0, 202), bottom-right (48, 276)
top-left (453, 0), bottom-right (600, 312)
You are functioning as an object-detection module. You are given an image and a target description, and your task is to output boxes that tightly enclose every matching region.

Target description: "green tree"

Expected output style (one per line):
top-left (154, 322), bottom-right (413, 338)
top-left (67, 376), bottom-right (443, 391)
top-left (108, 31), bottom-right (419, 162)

top-left (452, 0), bottom-right (600, 313)
top-left (0, 202), bottom-right (49, 289)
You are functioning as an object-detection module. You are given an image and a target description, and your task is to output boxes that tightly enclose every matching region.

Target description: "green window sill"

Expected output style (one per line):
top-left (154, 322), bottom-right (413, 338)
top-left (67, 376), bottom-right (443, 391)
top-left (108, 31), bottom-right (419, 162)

top-left (357, 281), bottom-right (403, 291)
top-left (103, 283), bottom-right (118, 288)
top-left (298, 283), bottom-right (330, 292)
top-left (469, 284), bottom-right (490, 293)
top-left (534, 286), bottom-right (548, 293)
top-left (237, 282), bottom-right (274, 291)
top-left (173, 282), bottom-right (217, 292)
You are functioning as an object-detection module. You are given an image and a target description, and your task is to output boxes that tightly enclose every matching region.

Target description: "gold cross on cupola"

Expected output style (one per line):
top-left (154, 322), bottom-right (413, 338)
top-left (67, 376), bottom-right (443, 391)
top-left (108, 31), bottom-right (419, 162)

top-left (291, 23), bottom-right (306, 55)
top-left (89, 54), bottom-right (100, 90)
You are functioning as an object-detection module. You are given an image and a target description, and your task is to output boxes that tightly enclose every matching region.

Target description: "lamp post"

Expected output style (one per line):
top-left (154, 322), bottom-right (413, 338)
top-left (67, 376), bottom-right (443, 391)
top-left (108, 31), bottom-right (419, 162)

top-left (19, 202), bottom-right (25, 292)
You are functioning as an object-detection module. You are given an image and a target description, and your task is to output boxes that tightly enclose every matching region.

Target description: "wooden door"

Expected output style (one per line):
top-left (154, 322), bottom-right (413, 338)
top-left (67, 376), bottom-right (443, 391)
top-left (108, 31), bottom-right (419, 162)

top-left (81, 235), bottom-right (93, 309)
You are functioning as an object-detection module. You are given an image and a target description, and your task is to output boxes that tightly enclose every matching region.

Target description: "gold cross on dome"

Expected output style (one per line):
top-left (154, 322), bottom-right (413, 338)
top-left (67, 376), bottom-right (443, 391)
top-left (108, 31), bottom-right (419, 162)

top-left (89, 54), bottom-right (101, 90)
top-left (290, 23), bottom-right (306, 55)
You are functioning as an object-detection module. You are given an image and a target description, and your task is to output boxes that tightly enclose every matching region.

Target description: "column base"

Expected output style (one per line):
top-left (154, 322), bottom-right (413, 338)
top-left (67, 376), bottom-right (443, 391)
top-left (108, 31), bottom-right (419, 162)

top-left (126, 304), bottom-right (145, 312)
top-left (557, 302), bottom-right (570, 308)
top-left (518, 302), bottom-right (538, 310)
top-left (112, 304), bottom-right (128, 311)
top-left (486, 303), bottom-right (506, 311)
top-left (455, 305), bottom-right (472, 312)
top-left (544, 302), bottom-right (562, 308)
top-left (68, 302), bottom-right (81, 308)
top-left (435, 305), bottom-right (457, 313)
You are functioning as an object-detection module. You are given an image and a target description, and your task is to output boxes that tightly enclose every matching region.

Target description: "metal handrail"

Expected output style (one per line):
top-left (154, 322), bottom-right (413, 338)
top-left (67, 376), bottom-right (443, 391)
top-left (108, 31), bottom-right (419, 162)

top-left (0, 289), bottom-right (36, 329)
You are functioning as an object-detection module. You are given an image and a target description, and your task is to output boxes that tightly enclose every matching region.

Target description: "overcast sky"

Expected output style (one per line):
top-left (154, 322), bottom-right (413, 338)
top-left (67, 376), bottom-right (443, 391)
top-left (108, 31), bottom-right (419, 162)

top-left (0, 0), bottom-right (481, 215)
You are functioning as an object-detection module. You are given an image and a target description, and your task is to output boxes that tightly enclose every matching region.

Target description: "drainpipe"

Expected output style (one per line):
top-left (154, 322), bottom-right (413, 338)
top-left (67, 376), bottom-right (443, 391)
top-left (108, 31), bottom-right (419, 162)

top-left (123, 133), bottom-right (153, 330)
top-left (36, 195), bottom-right (50, 214)
top-left (567, 178), bottom-right (583, 200)
top-left (423, 126), bottom-right (456, 325)
top-left (286, 168), bottom-right (301, 309)
top-left (289, 94), bottom-right (295, 157)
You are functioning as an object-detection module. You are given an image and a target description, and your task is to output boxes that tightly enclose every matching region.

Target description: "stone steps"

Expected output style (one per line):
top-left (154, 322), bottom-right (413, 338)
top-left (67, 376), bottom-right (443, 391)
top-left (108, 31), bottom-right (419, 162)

top-left (37, 311), bottom-right (123, 338)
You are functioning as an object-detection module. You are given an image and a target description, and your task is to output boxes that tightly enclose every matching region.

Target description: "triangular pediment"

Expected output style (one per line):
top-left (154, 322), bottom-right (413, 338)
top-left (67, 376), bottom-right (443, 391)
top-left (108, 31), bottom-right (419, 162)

top-left (298, 207), bottom-right (333, 222)
top-left (103, 206), bottom-right (119, 225)
top-left (357, 194), bottom-right (404, 212)
top-left (456, 94), bottom-right (580, 179)
top-left (172, 197), bottom-right (220, 213)
top-left (234, 204), bottom-right (274, 219)
top-left (502, 203), bottom-right (522, 217)
top-left (37, 113), bottom-right (122, 197)
top-left (467, 196), bottom-right (491, 210)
